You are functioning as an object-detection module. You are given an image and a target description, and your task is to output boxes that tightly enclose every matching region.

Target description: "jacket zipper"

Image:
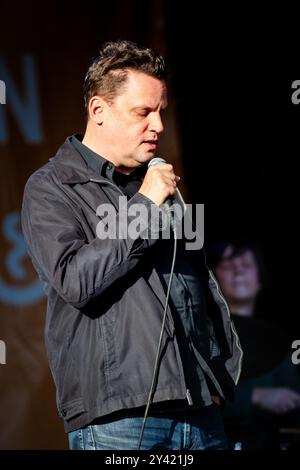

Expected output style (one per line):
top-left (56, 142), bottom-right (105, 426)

top-left (208, 270), bottom-right (243, 384)
top-left (186, 388), bottom-right (193, 406)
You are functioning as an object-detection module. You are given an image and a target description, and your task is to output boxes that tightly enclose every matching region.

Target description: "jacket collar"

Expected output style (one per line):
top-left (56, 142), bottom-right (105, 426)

top-left (51, 138), bottom-right (108, 184)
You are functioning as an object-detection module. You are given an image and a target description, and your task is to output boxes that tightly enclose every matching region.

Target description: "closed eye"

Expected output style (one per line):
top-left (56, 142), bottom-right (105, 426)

top-left (134, 108), bottom-right (151, 117)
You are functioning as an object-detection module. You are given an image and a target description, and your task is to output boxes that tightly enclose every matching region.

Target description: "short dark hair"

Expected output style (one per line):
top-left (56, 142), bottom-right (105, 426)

top-left (207, 239), bottom-right (269, 287)
top-left (83, 39), bottom-right (167, 113)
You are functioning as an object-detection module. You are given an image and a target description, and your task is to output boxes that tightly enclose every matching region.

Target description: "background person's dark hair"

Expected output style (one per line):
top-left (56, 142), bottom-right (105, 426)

top-left (83, 39), bottom-right (168, 114)
top-left (207, 239), bottom-right (273, 321)
top-left (207, 238), bottom-right (269, 288)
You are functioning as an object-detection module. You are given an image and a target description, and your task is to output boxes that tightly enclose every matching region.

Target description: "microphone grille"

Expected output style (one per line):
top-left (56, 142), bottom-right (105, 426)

top-left (148, 157), bottom-right (167, 168)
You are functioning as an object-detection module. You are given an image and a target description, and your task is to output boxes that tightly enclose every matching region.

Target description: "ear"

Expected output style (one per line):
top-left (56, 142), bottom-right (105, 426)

top-left (88, 96), bottom-right (105, 124)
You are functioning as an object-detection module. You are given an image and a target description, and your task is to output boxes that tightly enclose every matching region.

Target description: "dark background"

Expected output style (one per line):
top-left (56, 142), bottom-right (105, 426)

top-left (165, 6), bottom-right (297, 338)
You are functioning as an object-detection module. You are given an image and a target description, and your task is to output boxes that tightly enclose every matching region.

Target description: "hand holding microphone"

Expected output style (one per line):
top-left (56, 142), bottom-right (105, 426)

top-left (138, 157), bottom-right (181, 206)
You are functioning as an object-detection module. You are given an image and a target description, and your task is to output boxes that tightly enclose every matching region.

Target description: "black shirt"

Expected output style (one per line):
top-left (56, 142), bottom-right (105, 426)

top-left (70, 133), bottom-right (147, 198)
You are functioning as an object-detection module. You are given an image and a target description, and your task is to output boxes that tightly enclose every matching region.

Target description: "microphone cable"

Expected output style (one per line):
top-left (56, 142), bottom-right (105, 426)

top-left (137, 210), bottom-right (178, 450)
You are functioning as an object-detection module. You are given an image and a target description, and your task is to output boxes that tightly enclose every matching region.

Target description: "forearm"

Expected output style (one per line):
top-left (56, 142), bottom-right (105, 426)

top-left (22, 188), bottom-right (163, 308)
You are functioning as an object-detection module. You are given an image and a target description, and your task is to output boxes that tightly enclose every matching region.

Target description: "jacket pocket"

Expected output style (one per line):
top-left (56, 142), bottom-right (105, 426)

top-left (98, 308), bottom-right (119, 398)
top-left (57, 333), bottom-right (85, 418)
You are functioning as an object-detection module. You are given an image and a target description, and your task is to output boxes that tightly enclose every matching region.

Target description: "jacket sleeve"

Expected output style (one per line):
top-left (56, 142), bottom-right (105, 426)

top-left (21, 175), bottom-right (163, 309)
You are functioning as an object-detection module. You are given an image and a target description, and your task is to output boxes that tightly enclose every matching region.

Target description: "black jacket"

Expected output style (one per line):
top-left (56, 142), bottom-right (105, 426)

top-left (21, 139), bottom-right (243, 432)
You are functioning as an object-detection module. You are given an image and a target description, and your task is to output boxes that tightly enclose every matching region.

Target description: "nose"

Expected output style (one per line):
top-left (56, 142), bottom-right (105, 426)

top-left (232, 261), bottom-right (245, 275)
top-left (149, 112), bottom-right (164, 134)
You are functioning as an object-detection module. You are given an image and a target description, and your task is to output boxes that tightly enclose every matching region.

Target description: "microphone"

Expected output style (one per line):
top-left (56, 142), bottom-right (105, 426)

top-left (147, 157), bottom-right (173, 209)
top-left (147, 157), bottom-right (186, 212)
top-left (147, 157), bottom-right (186, 230)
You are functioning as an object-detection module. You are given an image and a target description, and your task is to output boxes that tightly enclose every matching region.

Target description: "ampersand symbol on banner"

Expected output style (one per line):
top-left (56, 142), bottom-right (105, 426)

top-left (0, 212), bottom-right (44, 305)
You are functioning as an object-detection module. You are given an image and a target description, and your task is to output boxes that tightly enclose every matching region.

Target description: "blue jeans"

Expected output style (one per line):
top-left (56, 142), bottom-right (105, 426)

top-left (68, 404), bottom-right (228, 450)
